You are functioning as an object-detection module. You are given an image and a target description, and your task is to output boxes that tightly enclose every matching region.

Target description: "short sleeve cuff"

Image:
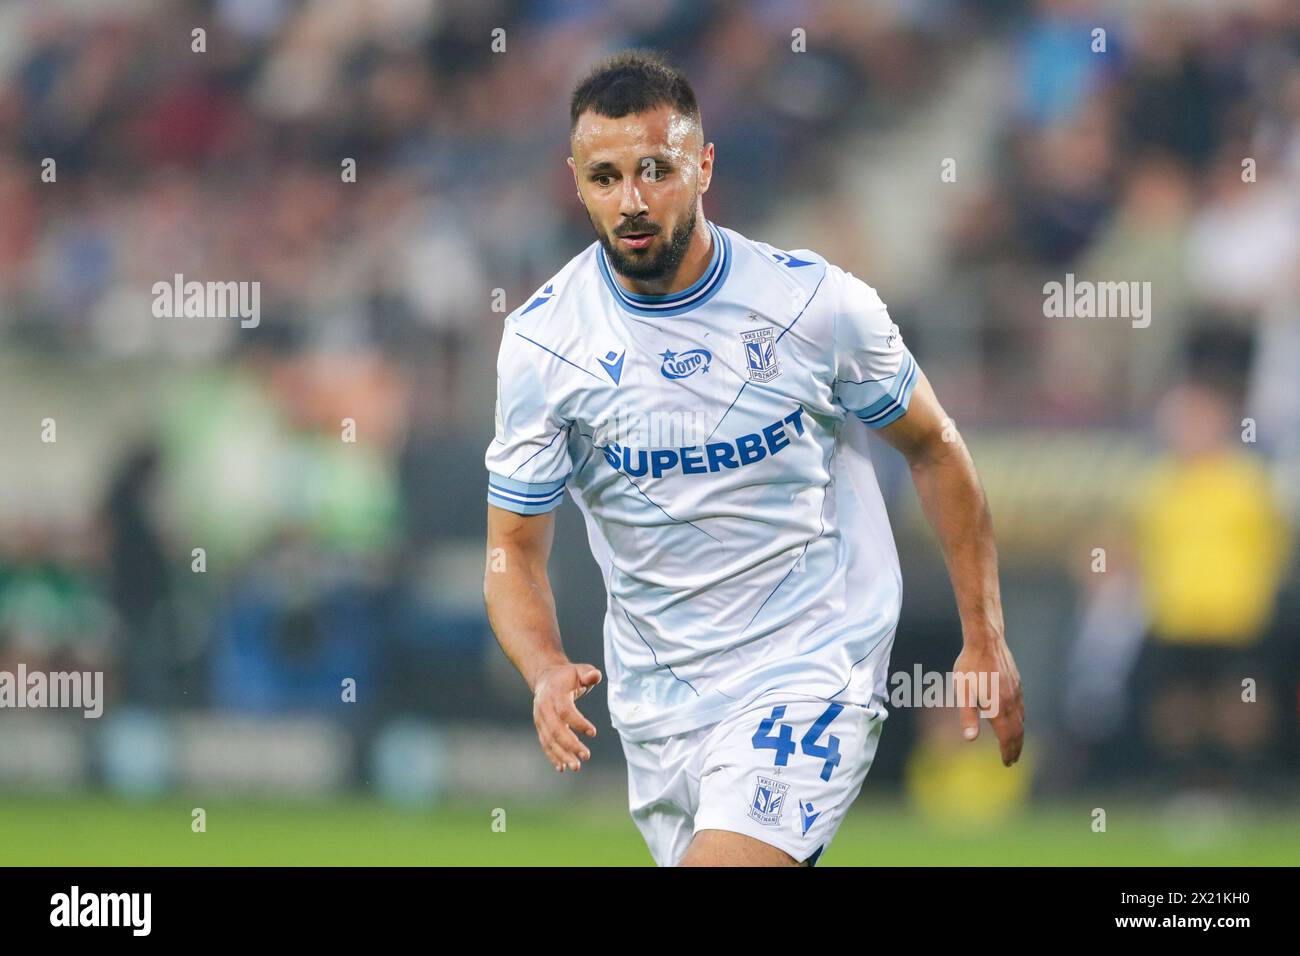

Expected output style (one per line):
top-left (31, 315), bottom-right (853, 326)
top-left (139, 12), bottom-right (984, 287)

top-left (849, 351), bottom-right (918, 429)
top-left (487, 473), bottom-right (568, 515)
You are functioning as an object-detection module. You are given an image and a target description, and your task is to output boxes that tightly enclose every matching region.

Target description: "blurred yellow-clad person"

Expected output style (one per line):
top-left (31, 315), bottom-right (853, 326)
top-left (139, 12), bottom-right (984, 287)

top-left (1129, 383), bottom-right (1292, 792)
top-left (905, 707), bottom-right (1033, 827)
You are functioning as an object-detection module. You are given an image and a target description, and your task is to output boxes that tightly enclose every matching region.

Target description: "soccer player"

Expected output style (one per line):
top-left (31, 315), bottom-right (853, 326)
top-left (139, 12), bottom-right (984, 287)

top-left (483, 50), bottom-right (1024, 867)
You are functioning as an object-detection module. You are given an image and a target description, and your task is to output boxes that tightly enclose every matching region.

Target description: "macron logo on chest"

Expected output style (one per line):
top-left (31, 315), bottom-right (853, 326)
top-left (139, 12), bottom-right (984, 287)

top-left (597, 349), bottom-right (625, 384)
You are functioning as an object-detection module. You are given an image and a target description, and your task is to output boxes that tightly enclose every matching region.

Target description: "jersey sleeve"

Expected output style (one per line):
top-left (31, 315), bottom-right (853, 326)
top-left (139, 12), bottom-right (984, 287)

top-left (483, 326), bottom-right (574, 515)
top-left (830, 266), bottom-right (919, 428)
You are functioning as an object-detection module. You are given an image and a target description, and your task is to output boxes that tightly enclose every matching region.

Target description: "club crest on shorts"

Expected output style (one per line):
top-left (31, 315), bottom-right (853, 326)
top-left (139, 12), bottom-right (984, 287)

top-left (741, 327), bottom-right (781, 383)
top-left (748, 774), bottom-right (789, 827)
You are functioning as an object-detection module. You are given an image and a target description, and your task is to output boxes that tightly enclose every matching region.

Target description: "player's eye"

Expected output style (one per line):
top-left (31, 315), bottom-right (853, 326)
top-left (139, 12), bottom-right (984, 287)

top-left (593, 174), bottom-right (615, 186)
top-left (641, 164), bottom-right (669, 182)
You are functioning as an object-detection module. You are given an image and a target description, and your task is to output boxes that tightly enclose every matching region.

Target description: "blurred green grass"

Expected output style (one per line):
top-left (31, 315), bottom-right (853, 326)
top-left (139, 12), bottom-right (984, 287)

top-left (0, 795), bottom-right (1293, 865)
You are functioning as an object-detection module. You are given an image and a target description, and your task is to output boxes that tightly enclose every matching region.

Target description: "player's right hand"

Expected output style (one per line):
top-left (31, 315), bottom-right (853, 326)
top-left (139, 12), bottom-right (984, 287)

top-left (532, 662), bottom-right (602, 772)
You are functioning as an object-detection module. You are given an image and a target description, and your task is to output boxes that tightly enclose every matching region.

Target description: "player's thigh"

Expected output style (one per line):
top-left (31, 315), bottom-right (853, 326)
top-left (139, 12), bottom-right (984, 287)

top-left (678, 828), bottom-right (804, 867)
top-left (622, 730), bottom-right (704, 867)
top-left (689, 696), bottom-right (883, 866)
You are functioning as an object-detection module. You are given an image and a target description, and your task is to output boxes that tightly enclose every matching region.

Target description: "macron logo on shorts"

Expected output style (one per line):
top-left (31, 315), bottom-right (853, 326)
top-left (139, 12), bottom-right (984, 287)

top-left (800, 799), bottom-right (821, 836)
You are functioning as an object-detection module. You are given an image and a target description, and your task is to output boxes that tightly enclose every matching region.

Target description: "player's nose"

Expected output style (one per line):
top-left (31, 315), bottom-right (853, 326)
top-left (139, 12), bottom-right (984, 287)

top-left (618, 176), bottom-right (647, 215)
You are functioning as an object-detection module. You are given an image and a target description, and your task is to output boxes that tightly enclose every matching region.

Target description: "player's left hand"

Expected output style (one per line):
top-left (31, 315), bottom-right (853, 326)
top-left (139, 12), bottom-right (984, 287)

top-left (952, 637), bottom-right (1024, 766)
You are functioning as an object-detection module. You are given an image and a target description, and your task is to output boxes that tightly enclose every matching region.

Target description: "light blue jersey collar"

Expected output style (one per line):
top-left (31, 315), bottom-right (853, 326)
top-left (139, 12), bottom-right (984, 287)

top-left (597, 219), bottom-right (731, 317)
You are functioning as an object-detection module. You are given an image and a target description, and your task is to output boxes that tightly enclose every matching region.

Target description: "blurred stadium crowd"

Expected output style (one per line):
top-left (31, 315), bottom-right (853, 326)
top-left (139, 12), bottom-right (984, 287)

top-left (0, 0), bottom-right (1296, 808)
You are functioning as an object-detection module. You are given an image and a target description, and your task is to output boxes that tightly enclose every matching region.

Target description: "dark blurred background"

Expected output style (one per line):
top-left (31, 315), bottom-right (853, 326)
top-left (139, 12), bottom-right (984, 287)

top-left (0, 0), bottom-right (1297, 854)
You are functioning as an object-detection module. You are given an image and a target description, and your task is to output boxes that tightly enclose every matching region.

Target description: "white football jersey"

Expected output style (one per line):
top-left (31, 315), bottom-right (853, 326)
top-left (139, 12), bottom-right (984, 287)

top-left (485, 219), bottom-right (919, 743)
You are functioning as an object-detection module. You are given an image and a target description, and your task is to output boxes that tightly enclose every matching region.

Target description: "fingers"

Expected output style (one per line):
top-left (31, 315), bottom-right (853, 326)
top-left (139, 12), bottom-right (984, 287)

top-left (573, 666), bottom-right (603, 702)
top-left (1003, 665), bottom-right (1024, 723)
top-left (541, 722), bottom-right (590, 772)
top-left (989, 701), bottom-right (1024, 765)
top-left (957, 705), bottom-right (980, 741)
top-left (994, 712), bottom-right (1024, 766)
top-left (958, 681), bottom-right (1023, 766)
top-left (1005, 663), bottom-right (1026, 724)
top-left (989, 675), bottom-right (1024, 765)
top-left (537, 713), bottom-right (589, 771)
top-left (1008, 677), bottom-right (1026, 736)
top-left (563, 698), bottom-right (598, 739)
top-left (535, 697), bottom-right (595, 772)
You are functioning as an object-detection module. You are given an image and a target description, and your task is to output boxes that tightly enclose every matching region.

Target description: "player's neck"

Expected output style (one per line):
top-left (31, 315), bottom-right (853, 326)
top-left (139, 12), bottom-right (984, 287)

top-left (616, 218), bottom-right (714, 298)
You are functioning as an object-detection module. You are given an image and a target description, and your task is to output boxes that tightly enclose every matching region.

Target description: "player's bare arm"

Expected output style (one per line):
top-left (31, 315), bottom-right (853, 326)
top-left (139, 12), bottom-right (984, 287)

top-left (876, 371), bottom-right (1026, 766)
top-left (484, 504), bottom-right (601, 773)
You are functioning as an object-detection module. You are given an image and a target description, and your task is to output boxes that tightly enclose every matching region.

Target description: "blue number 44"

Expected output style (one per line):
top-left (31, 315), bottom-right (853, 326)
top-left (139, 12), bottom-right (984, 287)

top-left (750, 703), bottom-right (844, 781)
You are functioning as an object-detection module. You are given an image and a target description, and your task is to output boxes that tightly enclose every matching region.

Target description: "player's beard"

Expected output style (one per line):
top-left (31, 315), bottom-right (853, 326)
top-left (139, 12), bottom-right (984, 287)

top-left (595, 204), bottom-right (698, 284)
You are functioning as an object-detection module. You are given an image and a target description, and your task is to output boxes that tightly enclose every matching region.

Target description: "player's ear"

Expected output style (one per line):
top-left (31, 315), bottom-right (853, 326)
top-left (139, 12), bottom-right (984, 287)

top-left (698, 142), bottom-right (714, 193)
top-left (566, 156), bottom-right (583, 200)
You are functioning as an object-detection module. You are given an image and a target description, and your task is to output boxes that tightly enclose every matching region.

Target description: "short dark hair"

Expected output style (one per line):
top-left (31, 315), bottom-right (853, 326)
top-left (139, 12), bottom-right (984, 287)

top-left (569, 49), bottom-right (701, 135)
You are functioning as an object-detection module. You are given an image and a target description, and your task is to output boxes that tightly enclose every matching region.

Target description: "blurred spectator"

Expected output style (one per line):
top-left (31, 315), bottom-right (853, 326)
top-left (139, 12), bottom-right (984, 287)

top-left (100, 442), bottom-right (186, 707)
top-left (1128, 382), bottom-right (1293, 794)
top-left (905, 706), bottom-right (1034, 825)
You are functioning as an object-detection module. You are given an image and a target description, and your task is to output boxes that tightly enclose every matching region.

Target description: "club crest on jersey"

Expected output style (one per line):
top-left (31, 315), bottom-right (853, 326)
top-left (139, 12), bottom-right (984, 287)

top-left (748, 774), bottom-right (789, 828)
top-left (660, 348), bottom-right (711, 380)
top-left (741, 327), bottom-right (781, 383)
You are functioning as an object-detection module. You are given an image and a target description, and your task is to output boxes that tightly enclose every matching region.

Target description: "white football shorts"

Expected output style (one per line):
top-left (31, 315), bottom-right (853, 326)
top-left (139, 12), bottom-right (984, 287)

top-left (620, 692), bottom-right (888, 866)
